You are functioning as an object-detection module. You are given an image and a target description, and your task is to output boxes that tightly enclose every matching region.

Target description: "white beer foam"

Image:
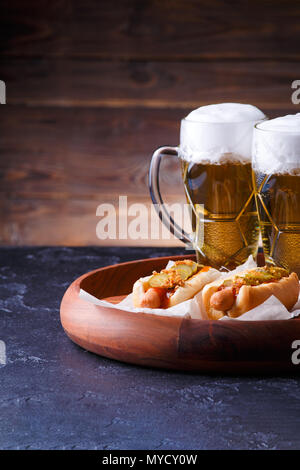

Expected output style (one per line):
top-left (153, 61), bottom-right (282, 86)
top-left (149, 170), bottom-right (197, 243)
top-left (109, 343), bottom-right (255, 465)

top-left (253, 113), bottom-right (300, 175)
top-left (179, 103), bottom-right (266, 164)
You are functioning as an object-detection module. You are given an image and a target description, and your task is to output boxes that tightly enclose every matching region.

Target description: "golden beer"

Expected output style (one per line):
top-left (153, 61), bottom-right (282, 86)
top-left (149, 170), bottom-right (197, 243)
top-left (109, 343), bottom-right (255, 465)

top-left (253, 114), bottom-right (300, 275)
top-left (254, 172), bottom-right (300, 275)
top-left (149, 103), bottom-right (266, 268)
top-left (182, 160), bottom-right (259, 269)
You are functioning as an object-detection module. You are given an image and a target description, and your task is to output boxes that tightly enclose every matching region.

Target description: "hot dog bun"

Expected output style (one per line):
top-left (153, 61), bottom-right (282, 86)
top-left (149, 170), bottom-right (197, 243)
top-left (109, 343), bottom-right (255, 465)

top-left (202, 268), bottom-right (299, 319)
top-left (132, 275), bottom-right (151, 308)
top-left (132, 265), bottom-right (220, 309)
top-left (168, 267), bottom-right (220, 307)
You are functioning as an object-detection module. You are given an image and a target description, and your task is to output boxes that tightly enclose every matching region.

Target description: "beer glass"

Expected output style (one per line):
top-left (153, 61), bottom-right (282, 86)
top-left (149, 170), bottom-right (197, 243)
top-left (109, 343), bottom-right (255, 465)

top-left (253, 114), bottom-right (300, 275)
top-left (149, 103), bottom-right (265, 269)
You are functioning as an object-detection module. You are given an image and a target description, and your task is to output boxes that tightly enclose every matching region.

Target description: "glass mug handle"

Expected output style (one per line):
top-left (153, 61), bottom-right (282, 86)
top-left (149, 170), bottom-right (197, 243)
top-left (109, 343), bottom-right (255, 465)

top-left (149, 146), bottom-right (193, 245)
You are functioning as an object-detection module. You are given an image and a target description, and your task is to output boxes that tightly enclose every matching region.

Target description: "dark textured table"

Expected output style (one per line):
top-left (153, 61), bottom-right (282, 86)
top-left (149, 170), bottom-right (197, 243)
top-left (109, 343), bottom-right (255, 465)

top-left (0, 246), bottom-right (300, 450)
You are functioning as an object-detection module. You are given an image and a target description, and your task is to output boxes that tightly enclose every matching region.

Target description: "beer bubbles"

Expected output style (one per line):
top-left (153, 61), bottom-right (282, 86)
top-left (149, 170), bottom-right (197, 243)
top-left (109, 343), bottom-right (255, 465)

top-left (179, 103), bottom-right (266, 164)
top-left (253, 113), bottom-right (300, 176)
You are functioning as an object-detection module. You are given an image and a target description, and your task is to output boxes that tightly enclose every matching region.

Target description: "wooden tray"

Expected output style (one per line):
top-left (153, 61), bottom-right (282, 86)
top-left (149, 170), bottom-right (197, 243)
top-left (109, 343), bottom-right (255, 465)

top-left (60, 255), bottom-right (300, 373)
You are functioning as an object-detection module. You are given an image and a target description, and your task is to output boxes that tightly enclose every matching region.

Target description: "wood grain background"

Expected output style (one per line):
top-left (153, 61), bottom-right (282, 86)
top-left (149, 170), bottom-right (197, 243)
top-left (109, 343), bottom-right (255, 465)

top-left (1, 0), bottom-right (300, 246)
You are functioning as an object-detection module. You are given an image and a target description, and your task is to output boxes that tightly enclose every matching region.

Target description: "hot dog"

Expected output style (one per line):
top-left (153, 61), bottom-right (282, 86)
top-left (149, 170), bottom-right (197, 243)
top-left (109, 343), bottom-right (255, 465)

top-left (202, 266), bottom-right (299, 319)
top-left (132, 260), bottom-right (221, 309)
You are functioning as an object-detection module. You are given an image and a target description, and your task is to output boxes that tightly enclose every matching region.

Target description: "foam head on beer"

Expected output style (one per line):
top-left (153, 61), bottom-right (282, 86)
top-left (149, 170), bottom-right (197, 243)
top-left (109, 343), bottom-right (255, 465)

top-left (253, 113), bottom-right (300, 175)
top-left (180, 103), bottom-right (266, 164)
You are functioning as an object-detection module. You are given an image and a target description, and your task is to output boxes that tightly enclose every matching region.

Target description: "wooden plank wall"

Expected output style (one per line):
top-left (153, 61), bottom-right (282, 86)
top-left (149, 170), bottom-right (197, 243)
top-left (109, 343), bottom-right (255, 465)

top-left (1, 0), bottom-right (300, 246)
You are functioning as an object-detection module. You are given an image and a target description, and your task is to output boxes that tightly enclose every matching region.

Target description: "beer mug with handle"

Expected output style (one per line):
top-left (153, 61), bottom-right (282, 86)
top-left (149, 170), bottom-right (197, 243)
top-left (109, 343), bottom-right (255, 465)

top-left (253, 113), bottom-right (300, 276)
top-left (149, 103), bottom-right (266, 269)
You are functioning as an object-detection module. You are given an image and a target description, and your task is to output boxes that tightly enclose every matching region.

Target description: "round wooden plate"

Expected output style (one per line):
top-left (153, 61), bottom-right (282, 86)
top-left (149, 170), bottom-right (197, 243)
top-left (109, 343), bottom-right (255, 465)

top-left (60, 255), bottom-right (300, 373)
